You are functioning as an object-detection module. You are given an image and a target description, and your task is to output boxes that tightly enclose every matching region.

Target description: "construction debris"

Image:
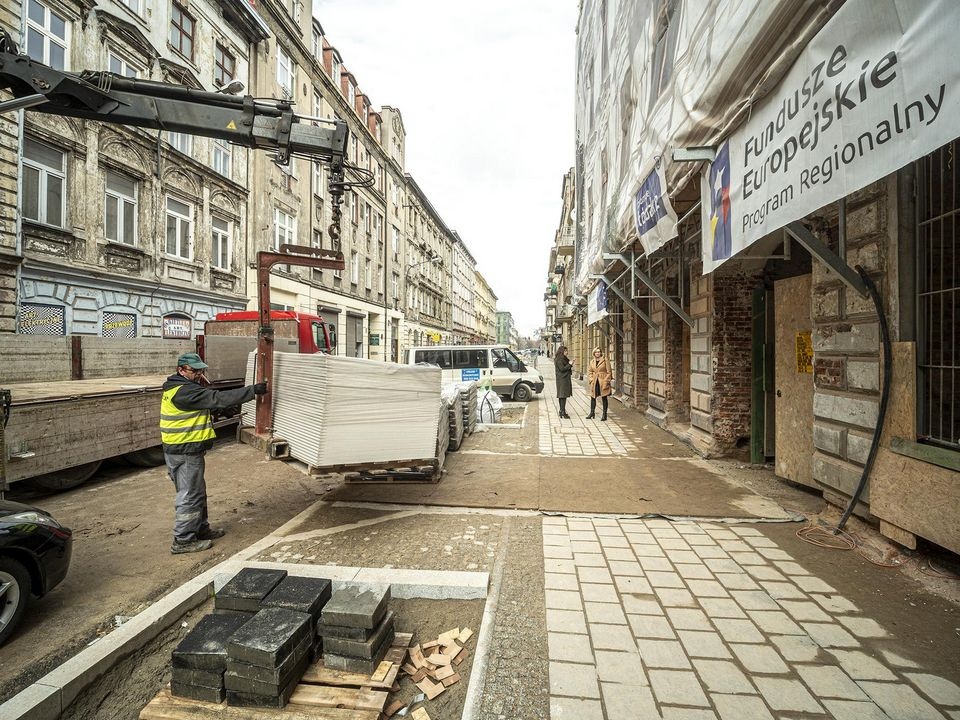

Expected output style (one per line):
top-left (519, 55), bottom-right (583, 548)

top-left (396, 625), bottom-right (475, 711)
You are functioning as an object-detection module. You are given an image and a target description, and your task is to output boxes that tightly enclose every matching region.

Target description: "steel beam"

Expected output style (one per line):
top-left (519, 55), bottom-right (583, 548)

top-left (673, 146), bottom-right (716, 163)
top-left (606, 253), bottom-right (695, 328)
top-left (785, 222), bottom-right (868, 298)
top-left (591, 274), bottom-right (659, 331)
top-left (605, 317), bottom-right (625, 340)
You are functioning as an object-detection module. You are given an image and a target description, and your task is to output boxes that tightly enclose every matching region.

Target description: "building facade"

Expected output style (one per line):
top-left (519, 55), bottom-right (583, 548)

top-left (555, 0), bottom-right (959, 555)
top-left (451, 233), bottom-right (476, 344)
top-left (0, 1), bottom-right (20, 333)
top-left (474, 271), bottom-right (498, 343)
top-left (495, 311), bottom-right (516, 346)
top-left (12, 0), bottom-right (266, 340)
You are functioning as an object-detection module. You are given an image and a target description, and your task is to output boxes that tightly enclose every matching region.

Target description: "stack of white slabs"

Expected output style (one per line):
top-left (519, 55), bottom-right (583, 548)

top-left (242, 352), bottom-right (442, 467)
top-left (442, 384), bottom-right (465, 451)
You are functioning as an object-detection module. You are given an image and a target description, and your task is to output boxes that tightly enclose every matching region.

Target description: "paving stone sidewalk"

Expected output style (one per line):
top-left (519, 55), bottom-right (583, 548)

top-left (543, 516), bottom-right (960, 720)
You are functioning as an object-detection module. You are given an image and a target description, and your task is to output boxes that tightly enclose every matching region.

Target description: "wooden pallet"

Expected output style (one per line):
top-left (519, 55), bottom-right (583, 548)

top-left (310, 459), bottom-right (442, 483)
top-left (139, 635), bottom-right (412, 720)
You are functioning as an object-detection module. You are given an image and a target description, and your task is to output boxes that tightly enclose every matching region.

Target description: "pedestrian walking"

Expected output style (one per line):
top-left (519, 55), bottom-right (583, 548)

top-left (161, 352), bottom-right (267, 554)
top-left (585, 347), bottom-right (612, 421)
top-left (554, 345), bottom-right (574, 419)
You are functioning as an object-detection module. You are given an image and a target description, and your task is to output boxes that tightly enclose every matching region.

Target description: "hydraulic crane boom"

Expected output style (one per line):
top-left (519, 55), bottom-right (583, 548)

top-left (0, 30), bottom-right (351, 440)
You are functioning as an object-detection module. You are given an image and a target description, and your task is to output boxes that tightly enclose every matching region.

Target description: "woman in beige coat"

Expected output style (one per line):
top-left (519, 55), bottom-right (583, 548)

top-left (586, 347), bottom-right (613, 420)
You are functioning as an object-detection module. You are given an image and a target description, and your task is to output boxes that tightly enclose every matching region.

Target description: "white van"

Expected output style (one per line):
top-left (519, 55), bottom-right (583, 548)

top-left (407, 345), bottom-right (545, 401)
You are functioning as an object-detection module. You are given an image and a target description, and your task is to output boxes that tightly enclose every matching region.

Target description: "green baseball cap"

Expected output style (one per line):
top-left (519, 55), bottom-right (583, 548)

top-left (177, 352), bottom-right (208, 369)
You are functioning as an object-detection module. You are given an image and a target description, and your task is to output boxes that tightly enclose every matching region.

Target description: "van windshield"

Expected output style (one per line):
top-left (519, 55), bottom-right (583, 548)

top-left (491, 348), bottom-right (524, 373)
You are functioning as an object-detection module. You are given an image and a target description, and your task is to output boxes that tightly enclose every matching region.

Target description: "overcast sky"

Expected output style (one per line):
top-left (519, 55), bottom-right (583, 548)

top-left (313, 0), bottom-right (577, 336)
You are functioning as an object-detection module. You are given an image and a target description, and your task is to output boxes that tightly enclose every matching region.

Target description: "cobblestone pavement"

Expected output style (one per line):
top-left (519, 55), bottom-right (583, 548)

top-left (543, 516), bottom-right (960, 720)
top-left (538, 362), bottom-right (636, 457)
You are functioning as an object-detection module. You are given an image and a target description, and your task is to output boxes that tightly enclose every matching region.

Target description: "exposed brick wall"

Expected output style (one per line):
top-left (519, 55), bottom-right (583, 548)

top-left (647, 274), bottom-right (686, 426)
top-left (810, 180), bottom-right (887, 507)
top-left (711, 266), bottom-right (763, 454)
top-left (689, 262), bottom-right (712, 435)
top-left (633, 305), bottom-right (648, 411)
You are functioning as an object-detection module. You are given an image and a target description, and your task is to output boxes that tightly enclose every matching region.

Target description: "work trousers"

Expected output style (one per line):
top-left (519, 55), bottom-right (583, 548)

top-left (165, 452), bottom-right (209, 543)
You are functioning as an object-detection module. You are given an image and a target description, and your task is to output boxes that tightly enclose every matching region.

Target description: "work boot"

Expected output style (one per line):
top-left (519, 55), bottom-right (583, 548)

top-left (198, 527), bottom-right (226, 540)
top-left (601, 414), bottom-right (607, 421)
top-left (171, 539), bottom-right (213, 555)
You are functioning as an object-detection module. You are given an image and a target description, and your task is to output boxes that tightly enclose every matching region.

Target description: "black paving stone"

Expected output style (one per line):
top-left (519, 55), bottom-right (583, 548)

top-left (171, 613), bottom-right (251, 672)
top-left (225, 634), bottom-right (312, 685)
top-left (226, 607), bottom-right (312, 668)
top-left (171, 680), bottom-right (225, 704)
top-left (224, 651), bottom-right (309, 696)
top-left (320, 585), bottom-right (390, 630)
top-left (226, 671), bottom-right (300, 709)
top-left (261, 576), bottom-right (331, 624)
top-left (171, 667), bottom-right (223, 689)
top-left (216, 568), bottom-right (288, 613)
top-left (322, 611), bottom-right (395, 660)
top-left (322, 625), bottom-right (394, 674)
top-left (315, 621), bottom-right (371, 641)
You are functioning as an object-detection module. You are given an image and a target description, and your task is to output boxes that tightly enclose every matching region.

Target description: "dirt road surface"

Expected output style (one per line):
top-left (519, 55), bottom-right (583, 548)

top-left (0, 438), bottom-right (325, 703)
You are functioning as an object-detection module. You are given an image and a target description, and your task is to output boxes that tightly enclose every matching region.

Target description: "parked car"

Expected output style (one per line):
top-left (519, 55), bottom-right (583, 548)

top-left (406, 345), bottom-right (545, 401)
top-left (0, 500), bottom-right (73, 645)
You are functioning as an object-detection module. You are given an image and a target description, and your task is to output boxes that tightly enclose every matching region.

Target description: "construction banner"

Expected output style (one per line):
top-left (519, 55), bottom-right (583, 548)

top-left (587, 282), bottom-right (608, 326)
top-left (702, 0), bottom-right (960, 274)
top-left (634, 160), bottom-right (678, 256)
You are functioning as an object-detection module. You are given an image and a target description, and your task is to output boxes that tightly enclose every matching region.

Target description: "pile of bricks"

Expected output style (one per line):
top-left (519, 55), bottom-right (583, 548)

top-left (457, 382), bottom-right (478, 435)
top-left (169, 568), bottom-right (332, 709)
top-left (316, 585), bottom-right (394, 675)
top-left (400, 626), bottom-right (473, 702)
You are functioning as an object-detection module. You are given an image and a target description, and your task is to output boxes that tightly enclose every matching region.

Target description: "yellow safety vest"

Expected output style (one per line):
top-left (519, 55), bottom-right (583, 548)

top-left (160, 385), bottom-right (217, 446)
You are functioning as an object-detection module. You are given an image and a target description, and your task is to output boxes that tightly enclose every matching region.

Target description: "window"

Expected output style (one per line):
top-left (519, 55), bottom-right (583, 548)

top-left (414, 349), bottom-right (451, 368)
top-left (391, 226), bottom-right (400, 258)
top-left (119, 0), bottom-right (140, 15)
top-left (165, 196), bottom-right (192, 258)
top-left (104, 170), bottom-right (137, 245)
top-left (22, 138), bottom-right (65, 228)
top-left (214, 43), bottom-right (235, 88)
top-left (312, 229), bottom-right (322, 249)
top-left (391, 180), bottom-right (400, 209)
top-left (350, 252), bottom-right (359, 284)
top-left (213, 138), bottom-right (231, 176)
top-left (364, 202), bottom-right (372, 233)
top-left (364, 258), bottom-right (371, 289)
top-left (18, 303), bottom-right (65, 335)
top-left (492, 348), bottom-right (522, 372)
top-left (392, 272), bottom-right (399, 299)
top-left (377, 264), bottom-right (383, 294)
top-left (331, 57), bottom-right (340, 86)
top-left (170, 2), bottom-right (194, 60)
top-left (108, 51), bottom-right (140, 78)
top-left (313, 161), bottom-right (323, 197)
top-left (347, 82), bottom-right (355, 108)
top-left (916, 139), bottom-right (960, 449)
top-left (26, 0), bottom-right (67, 70)
top-left (313, 91), bottom-right (323, 121)
top-left (648, 0), bottom-right (679, 110)
top-left (168, 131), bottom-right (191, 155)
top-left (312, 29), bottom-right (321, 60)
top-left (277, 46), bottom-right (294, 97)
top-left (452, 349), bottom-right (487, 371)
top-left (274, 208), bottom-right (296, 249)
top-left (211, 216), bottom-right (230, 269)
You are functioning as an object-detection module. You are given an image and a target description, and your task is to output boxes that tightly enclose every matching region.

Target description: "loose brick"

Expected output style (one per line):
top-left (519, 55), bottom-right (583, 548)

top-left (172, 613), bottom-right (251, 672)
top-left (227, 607), bottom-right (312, 668)
top-left (321, 585), bottom-right (391, 630)
top-left (216, 568), bottom-right (288, 613)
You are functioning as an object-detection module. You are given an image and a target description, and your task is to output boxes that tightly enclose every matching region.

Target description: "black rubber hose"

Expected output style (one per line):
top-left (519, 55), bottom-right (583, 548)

top-left (835, 266), bottom-right (892, 533)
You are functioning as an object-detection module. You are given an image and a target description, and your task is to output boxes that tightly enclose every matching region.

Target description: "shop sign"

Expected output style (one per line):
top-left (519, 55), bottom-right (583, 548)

top-left (17, 303), bottom-right (66, 335)
top-left (162, 315), bottom-right (192, 339)
top-left (702, 0), bottom-right (960, 274)
top-left (102, 312), bottom-right (137, 338)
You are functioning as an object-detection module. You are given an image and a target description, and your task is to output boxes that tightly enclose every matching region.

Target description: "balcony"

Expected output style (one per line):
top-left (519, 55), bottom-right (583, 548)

top-left (556, 304), bottom-right (575, 323)
top-left (556, 228), bottom-right (574, 257)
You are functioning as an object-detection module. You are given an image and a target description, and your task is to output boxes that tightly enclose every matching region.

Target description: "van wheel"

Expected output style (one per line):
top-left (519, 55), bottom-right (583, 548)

top-left (29, 460), bottom-right (102, 492)
top-left (512, 383), bottom-right (534, 402)
top-left (124, 447), bottom-right (166, 467)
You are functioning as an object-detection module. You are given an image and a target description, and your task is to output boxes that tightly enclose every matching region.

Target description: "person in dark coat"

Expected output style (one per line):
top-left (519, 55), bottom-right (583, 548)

top-left (554, 345), bottom-right (574, 419)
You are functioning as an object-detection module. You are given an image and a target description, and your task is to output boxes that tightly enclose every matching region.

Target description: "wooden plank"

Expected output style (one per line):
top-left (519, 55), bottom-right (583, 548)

top-left (393, 633), bottom-right (414, 648)
top-left (440, 673), bottom-right (460, 688)
top-left (300, 663), bottom-right (396, 691)
top-left (434, 666), bottom-right (455, 681)
top-left (287, 684), bottom-right (387, 712)
top-left (410, 709), bottom-right (431, 720)
top-left (415, 677), bottom-right (445, 701)
top-left (370, 661), bottom-right (392, 683)
top-left (457, 628), bottom-right (474, 644)
top-left (139, 687), bottom-right (379, 720)
top-left (383, 700), bottom-right (405, 718)
top-left (452, 647), bottom-right (469, 666)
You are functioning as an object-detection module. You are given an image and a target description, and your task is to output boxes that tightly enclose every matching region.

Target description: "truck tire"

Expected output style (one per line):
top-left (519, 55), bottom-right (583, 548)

top-left (0, 557), bottom-right (30, 646)
top-left (512, 383), bottom-right (534, 402)
top-left (124, 447), bottom-right (166, 467)
top-left (29, 460), bottom-right (102, 492)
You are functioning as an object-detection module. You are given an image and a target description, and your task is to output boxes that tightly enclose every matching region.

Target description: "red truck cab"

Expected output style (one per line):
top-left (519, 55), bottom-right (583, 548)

top-left (209, 310), bottom-right (333, 353)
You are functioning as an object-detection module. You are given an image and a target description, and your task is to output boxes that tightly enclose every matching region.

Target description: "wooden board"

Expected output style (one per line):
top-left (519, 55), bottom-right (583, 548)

top-left (139, 687), bottom-right (379, 720)
top-left (287, 685), bottom-right (386, 711)
top-left (312, 459), bottom-right (441, 483)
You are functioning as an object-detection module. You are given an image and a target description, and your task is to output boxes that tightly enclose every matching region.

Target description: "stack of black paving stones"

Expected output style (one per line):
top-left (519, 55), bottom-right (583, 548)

top-left (316, 585), bottom-right (394, 674)
top-left (224, 606), bottom-right (313, 707)
top-left (170, 569), bottom-right (333, 709)
top-left (171, 613), bottom-right (250, 703)
top-left (260, 575), bottom-right (332, 661)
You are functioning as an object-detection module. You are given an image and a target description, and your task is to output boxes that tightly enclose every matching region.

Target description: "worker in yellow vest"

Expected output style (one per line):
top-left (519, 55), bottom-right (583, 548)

top-left (161, 352), bottom-right (267, 554)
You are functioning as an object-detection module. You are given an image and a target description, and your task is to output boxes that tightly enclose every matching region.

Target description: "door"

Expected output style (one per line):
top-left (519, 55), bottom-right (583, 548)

top-left (774, 274), bottom-right (815, 487)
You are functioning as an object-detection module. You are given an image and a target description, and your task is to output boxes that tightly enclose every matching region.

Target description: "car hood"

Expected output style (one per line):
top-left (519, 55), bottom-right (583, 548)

top-left (0, 500), bottom-right (50, 518)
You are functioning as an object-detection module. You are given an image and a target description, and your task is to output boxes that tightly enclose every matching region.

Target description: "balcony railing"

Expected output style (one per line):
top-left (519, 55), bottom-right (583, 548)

top-left (556, 227), bottom-right (574, 256)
